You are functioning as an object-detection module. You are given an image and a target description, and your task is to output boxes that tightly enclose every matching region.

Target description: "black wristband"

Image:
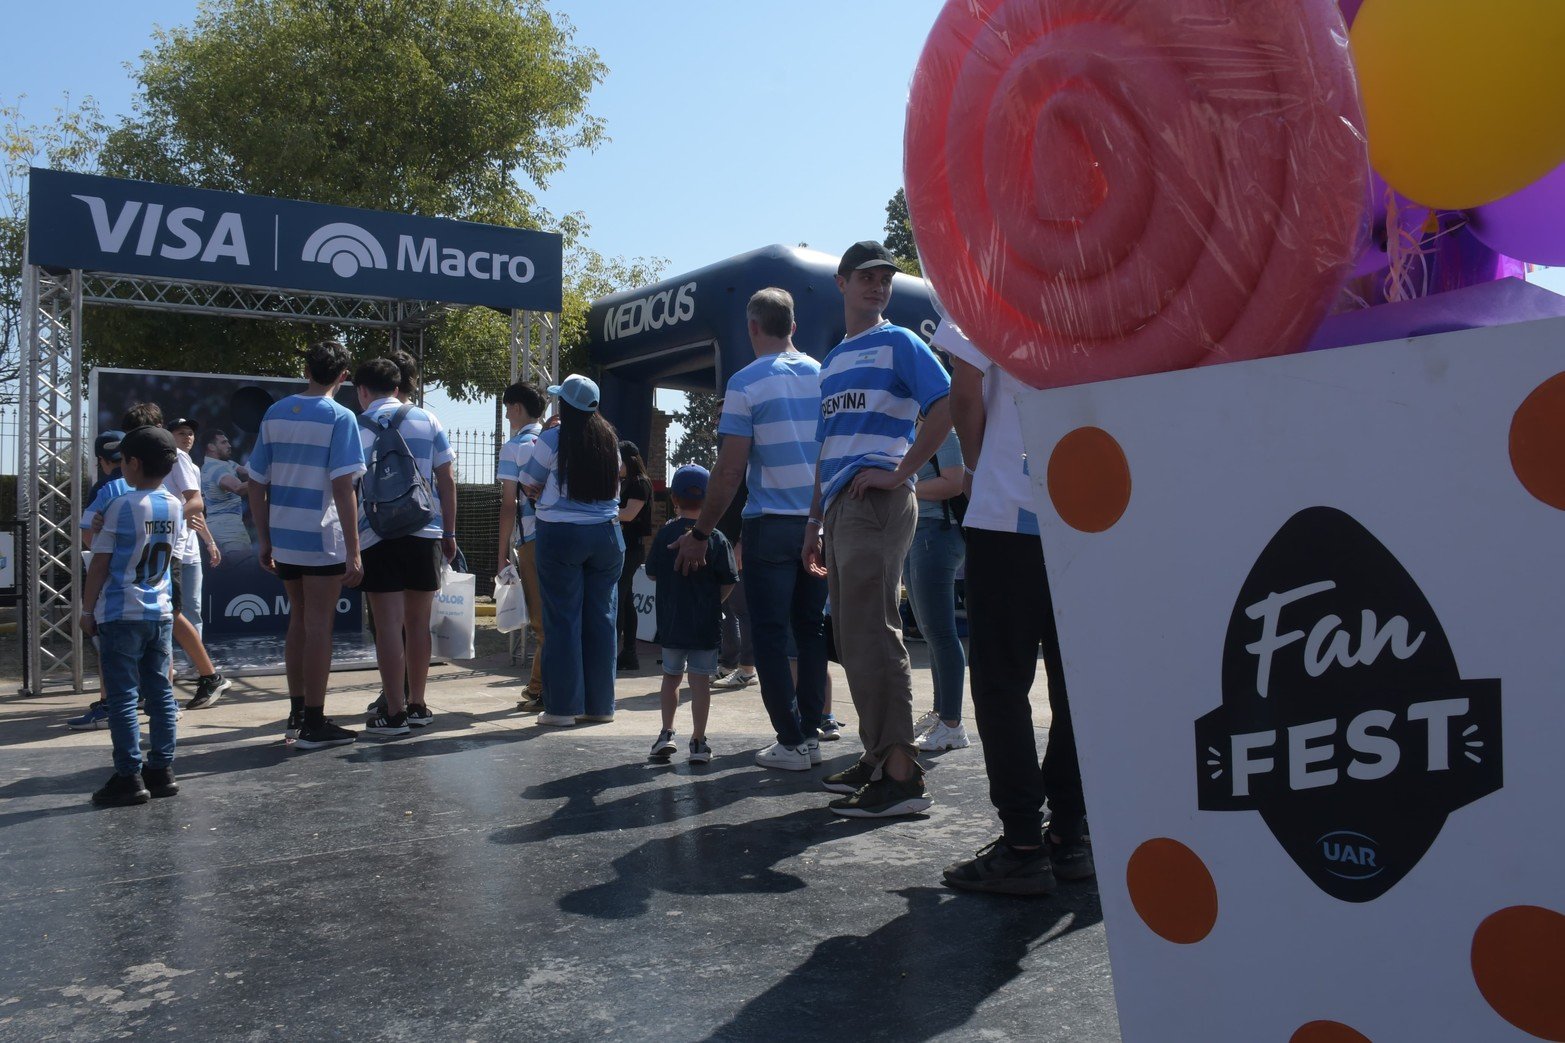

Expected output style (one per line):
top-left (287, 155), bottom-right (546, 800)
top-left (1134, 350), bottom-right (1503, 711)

top-left (690, 528), bottom-right (710, 542)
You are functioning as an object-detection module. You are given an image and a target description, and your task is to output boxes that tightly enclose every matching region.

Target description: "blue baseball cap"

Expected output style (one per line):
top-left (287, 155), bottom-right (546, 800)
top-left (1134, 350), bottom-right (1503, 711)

top-left (94, 429), bottom-right (125, 463)
top-left (547, 374), bottom-right (601, 413)
top-left (670, 464), bottom-right (710, 500)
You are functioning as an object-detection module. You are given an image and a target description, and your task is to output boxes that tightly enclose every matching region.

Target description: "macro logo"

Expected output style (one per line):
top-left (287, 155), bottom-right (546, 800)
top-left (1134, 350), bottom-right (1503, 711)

top-left (225, 593), bottom-right (271, 623)
top-left (301, 222), bottom-right (388, 278)
top-left (1194, 506), bottom-right (1502, 903)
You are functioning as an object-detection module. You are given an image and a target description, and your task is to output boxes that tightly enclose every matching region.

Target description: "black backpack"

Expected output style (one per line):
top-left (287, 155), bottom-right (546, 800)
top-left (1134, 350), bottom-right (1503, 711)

top-left (931, 454), bottom-right (969, 533)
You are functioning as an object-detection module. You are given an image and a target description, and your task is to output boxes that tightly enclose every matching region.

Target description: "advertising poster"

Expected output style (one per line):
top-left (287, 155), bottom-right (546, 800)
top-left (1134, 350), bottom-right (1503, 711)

top-left (89, 367), bottom-right (363, 640)
top-left (1015, 320), bottom-right (1565, 1042)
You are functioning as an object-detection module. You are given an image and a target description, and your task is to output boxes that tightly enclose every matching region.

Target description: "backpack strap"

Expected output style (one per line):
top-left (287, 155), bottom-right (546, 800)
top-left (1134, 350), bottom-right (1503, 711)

top-left (388, 403), bottom-right (414, 431)
top-left (931, 454), bottom-right (954, 531)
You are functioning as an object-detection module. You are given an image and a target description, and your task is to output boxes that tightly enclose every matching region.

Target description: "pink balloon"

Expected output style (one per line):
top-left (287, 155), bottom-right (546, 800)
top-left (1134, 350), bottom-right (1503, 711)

top-left (1469, 160), bottom-right (1565, 266)
top-left (904, 0), bottom-right (1367, 390)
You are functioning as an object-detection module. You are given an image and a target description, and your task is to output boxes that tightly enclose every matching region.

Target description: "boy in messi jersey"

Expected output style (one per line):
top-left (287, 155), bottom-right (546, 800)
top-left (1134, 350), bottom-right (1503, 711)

top-left (803, 240), bottom-right (953, 819)
top-left (79, 426), bottom-right (186, 807)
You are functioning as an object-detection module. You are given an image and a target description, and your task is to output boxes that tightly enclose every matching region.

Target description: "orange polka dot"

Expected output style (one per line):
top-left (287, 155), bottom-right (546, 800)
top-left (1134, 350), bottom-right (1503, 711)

top-left (1290, 1021), bottom-right (1373, 1043)
top-left (1510, 373), bottom-right (1565, 510)
top-left (1125, 838), bottom-right (1217, 944)
top-left (1047, 426), bottom-right (1131, 533)
top-left (1471, 905), bottom-right (1565, 1040)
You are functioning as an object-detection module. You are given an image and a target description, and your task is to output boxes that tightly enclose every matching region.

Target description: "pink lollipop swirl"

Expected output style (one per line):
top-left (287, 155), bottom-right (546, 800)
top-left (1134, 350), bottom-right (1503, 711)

top-left (906, 0), bottom-right (1369, 389)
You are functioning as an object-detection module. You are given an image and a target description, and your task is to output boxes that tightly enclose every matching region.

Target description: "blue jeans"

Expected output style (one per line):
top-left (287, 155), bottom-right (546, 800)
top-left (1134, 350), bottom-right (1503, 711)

top-left (905, 518), bottom-right (967, 722)
top-left (536, 520), bottom-right (624, 716)
top-left (180, 559), bottom-right (203, 634)
top-left (742, 514), bottom-right (828, 746)
top-left (99, 620), bottom-right (177, 776)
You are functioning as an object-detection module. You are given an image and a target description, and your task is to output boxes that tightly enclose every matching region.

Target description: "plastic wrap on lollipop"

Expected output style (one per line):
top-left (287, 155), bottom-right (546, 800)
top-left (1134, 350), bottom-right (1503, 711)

top-left (905, 0), bottom-right (1370, 390)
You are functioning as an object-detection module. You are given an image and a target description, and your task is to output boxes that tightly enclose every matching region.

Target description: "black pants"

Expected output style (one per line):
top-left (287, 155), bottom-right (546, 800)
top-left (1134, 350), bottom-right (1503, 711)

top-left (964, 528), bottom-right (1085, 847)
top-left (617, 537), bottom-right (645, 662)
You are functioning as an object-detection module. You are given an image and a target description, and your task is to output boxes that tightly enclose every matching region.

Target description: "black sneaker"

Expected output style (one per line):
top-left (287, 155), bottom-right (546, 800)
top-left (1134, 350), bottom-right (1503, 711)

top-left (92, 772), bottom-right (150, 807)
top-left (829, 774), bottom-right (932, 818)
top-left (516, 693), bottom-right (544, 713)
top-left (366, 691), bottom-right (388, 715)
top-left (617, 655), bottom-right (640, 673)
top-left (186, 672), bottom-right (231, 710)
top-left (294, 718), bottom-right (357, 750)
top-left (688, 737), bottom-right (712, 764)
top-left (285, 709), bottom-right (304, 741)
top-left (943, 839), bottom-right (1058, 896)
top-left (142, 766), bottom-right (180, 798)
top-left (365, 710), bottom-right (410, 737)
top-left (648, 728), bottom-right (677, 761)
top-left (1045, 831), bottom-right (1097, 881)
top-left (821, 760), bottom-right (876, 795)
top-left (405, 704), bottom-right (434, 728)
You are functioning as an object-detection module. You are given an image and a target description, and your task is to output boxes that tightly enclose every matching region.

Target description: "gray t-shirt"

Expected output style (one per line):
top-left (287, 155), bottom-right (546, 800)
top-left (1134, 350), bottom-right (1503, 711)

top-left (915, 429), bottom-right (963, 524)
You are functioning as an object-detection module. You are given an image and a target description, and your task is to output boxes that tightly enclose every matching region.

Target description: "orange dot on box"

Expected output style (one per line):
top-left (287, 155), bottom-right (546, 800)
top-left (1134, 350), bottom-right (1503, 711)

top-left (1125, 837), bottom-right (1217, 944)
top-left (1290, 1021), bottom-right (1373, 1043)
top-left (1047, 427), bottom-right (1131, 533)
top-left (1510, 372), bottom-right (1565, 511)
top-left (1471, 905), bottom-right (1565, 1041)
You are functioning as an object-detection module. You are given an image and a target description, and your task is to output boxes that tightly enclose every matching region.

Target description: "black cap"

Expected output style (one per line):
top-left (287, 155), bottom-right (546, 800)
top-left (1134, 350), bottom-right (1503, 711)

top-left (837, 240), bottom-right (899, 277)
top-left (119, 426), bottom-right (178, 471)
top-left (166, 416), bottom-right (197, 434)
top-left (94, 429), bottom-right (125, 463)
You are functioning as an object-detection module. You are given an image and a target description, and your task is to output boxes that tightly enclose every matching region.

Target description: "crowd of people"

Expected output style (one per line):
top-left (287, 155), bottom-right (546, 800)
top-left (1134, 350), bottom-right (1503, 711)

top-left (73, 239), bottom-right (1090, 897)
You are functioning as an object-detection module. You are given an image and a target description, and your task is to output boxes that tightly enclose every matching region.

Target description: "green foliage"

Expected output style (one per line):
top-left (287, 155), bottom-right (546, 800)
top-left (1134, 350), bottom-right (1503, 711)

top-left (1, 97), bottom-right (109, 399)
top-left (884, 186), bottom-right (921, 276)
top-left (89, 0), bottom-right (630, 398)
top-left (668, 391), bottom-right (720, 470)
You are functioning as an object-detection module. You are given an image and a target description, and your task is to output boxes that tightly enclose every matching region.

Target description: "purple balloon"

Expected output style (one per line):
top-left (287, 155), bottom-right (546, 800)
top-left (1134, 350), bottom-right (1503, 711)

top-left (1354, 172), bottom-right (1431, 277)
top-left (1339, 0), bottom-right (1366, 27)
top-left (1470, 160), bottom-right (1565, 266)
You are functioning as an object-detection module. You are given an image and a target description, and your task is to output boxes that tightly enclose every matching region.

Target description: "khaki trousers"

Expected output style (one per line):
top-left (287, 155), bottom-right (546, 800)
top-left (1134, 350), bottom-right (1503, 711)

top-left (824, 484), bottom-right (919, 768)
top-left (516, 540), bottom-right (545, 696)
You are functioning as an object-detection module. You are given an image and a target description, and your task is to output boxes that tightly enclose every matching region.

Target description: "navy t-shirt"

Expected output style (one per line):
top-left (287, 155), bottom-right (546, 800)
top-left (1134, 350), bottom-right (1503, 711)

top-left (644, 517), bottom-right (738, 651)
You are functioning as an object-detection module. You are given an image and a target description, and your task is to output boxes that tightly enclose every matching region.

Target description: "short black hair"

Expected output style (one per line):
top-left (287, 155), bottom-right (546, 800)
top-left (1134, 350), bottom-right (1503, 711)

top-left (304, 340), bottom-right (352, 386)
top-left (503, 381), bottom-right (546, 418)
top-left (121, 402), bottom-right (163, 432)
top-left (354, 358), bottom-right (402, 397)
top-left (202, 429), bottom-right (228, 451)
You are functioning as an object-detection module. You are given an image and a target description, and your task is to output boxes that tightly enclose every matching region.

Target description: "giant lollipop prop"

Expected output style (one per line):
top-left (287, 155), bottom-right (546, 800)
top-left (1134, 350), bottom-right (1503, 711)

top-left (906, 0), bottom-right (1369, 390)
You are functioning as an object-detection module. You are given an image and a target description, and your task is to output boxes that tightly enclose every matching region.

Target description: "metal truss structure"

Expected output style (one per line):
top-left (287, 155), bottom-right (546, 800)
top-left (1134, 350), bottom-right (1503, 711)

top-left (18, 265), bottom-right (559, 695)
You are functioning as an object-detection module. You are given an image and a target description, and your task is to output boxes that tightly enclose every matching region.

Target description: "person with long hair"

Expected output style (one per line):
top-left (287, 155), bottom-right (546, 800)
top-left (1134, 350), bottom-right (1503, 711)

top-left (519, 375), bottom-right (625, 725)
top-left (616, 440), bottom-right (653, 670)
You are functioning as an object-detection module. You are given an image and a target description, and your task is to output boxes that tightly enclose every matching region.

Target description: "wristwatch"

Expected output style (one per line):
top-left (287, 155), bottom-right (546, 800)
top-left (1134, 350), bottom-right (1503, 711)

top-left (690, 528), bottom-right (710, 542)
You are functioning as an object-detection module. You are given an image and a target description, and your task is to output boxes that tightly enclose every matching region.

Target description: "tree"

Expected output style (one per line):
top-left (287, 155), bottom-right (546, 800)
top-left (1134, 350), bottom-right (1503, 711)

top-left (884, 187), bottom-right (921, 276)
top-left (1, 97), bottom-right (109, 401)
top-left (91, 0), bottom-right (612, 398)
top-left (668, 392), bottom-right (720, 470)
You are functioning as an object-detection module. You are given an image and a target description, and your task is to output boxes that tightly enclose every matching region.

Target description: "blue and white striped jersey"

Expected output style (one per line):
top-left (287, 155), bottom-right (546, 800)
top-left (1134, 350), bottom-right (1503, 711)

top-left (245, 394), bottom-right (366, 566)
top-left (354, 396), bottom-right (456, 550)
top-left (520, 428), bottom-right (619, 525)
top-left (718, 351), bottom-right (821, 518)
top-left (497, 423), bottom-right (542, 543)
top-left (81, 476), bottom-right (130, 533)
top-left (816, 322), bottom-right (951, 513)
top-left (201, 458), bottom-right (246, 518)
top-left (90, 488), bottom-right (184, 623)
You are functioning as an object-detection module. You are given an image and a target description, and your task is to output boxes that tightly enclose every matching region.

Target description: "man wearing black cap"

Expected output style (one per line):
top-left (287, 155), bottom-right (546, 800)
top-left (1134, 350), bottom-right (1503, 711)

top-left (802, 240), bottom-right (954, 818)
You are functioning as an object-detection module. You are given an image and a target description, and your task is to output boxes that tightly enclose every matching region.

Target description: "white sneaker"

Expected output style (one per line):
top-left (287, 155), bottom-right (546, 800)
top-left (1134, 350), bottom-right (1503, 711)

top-left (536, 713), bottom-right (577, 727)
top-left (913, 710), bottom-right (941, 736)
top-left (713, 669), bottom-right (757, 690)
top-left (649, 729), bottom-right (678, 760)
top-left (803, 737), bottom-right (822, 766)
top-left (754, 741), bottom-right (811, 771)
top-left (917, 721), bottom-right (971, 752)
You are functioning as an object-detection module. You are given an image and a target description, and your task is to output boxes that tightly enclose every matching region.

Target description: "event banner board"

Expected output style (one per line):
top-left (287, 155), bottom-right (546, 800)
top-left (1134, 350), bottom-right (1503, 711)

top-left (28, 168), bottom-right (562, 312)
top-left (1015, 320), bottom-right (1565, 1042)
top-left (90, 367), bottom-right (363, 639)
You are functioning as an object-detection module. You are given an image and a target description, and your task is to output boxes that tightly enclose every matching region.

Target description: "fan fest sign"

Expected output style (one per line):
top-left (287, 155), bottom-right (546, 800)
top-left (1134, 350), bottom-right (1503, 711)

top-left (1015, 320), bottom-right (1565, 1042)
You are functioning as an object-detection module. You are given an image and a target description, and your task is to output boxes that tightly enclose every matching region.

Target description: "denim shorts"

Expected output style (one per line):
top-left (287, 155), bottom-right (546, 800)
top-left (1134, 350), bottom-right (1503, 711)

top-left (662, 647), bottom-right (718, 676)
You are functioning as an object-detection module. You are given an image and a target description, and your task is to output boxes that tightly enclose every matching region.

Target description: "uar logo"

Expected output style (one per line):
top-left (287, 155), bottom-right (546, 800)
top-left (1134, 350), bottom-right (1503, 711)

top-left (225, 593), bottom-right (271, 622)
top-left (302, 222), bottom-right (388, 278)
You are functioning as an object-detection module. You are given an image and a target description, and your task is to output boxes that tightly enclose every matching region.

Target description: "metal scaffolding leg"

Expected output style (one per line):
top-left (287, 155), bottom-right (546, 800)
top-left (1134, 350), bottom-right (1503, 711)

top-left (22, 267), bottom-right (85, 695)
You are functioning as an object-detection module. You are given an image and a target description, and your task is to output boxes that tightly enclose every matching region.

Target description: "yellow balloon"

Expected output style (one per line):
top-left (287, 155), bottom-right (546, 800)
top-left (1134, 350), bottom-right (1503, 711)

top-left (1352, 0), bottom-right (1565, 209)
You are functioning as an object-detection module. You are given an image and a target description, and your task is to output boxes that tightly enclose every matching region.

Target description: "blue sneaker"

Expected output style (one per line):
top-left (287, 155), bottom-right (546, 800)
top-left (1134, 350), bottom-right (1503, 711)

top-left (68, 703), bottom-right (110, 731)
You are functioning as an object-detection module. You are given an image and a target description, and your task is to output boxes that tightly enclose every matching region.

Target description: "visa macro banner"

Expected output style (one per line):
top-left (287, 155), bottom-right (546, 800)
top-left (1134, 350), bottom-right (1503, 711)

top-left (27, 167), bottom-right (562, 312)
top-left (1016, 320), bottom-right (1565, 1042)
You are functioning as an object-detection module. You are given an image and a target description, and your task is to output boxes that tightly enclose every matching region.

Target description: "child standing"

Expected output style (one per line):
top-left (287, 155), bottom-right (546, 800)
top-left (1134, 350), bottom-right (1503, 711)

top-left (643, 465), bottom-right (737, 763)
top-left (79, 426), bottom-right (186, 806)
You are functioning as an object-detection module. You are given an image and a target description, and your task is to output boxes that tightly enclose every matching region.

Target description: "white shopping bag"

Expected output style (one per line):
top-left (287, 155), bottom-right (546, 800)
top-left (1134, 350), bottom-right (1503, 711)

top-left (431, 569), bottom-right (477, 659)
top-left (493, 564), bottom-right (527, 634)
